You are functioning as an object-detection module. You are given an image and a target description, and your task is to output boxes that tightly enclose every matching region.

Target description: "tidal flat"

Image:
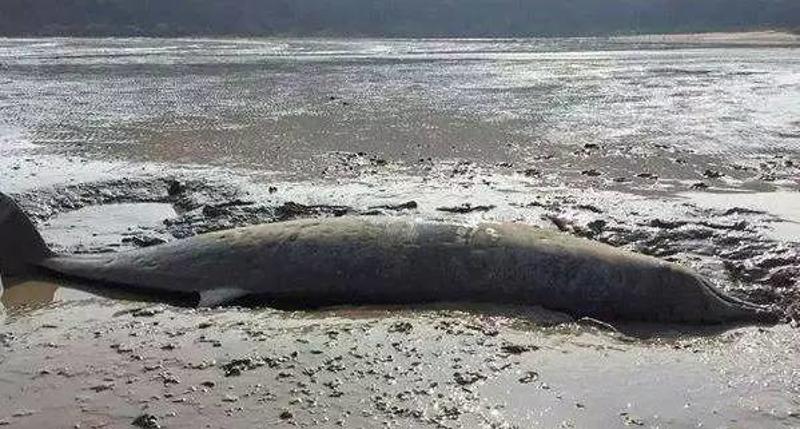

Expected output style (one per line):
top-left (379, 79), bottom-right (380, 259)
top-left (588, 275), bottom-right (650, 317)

top-left (1, 33), bottom-right (800, 427)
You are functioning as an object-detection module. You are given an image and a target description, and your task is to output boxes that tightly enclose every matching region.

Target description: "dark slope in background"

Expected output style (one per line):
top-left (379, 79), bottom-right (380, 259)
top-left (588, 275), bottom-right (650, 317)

top-left (1, 0), bottom-right (799, 37)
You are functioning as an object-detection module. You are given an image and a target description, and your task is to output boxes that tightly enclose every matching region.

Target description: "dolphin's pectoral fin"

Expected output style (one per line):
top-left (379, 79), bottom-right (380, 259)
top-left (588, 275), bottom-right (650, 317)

top-left (196, 288), bottom-right (250, 307)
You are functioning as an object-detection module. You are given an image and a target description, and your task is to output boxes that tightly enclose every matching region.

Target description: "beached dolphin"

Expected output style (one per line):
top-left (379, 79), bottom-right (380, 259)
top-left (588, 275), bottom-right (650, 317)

top-left (0, 192), bottom-right (774, 323)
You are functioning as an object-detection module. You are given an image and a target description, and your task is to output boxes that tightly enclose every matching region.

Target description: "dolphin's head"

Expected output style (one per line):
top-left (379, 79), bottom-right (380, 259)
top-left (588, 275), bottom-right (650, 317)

top-left (644, 263), bottom-right (777, 324)
top-left (574, 255), bottom-right (777, 324)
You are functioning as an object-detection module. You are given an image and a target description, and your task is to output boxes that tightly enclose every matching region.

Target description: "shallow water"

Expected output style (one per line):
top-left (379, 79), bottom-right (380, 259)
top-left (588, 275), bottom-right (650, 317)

top-left (1, 37), bottom-right (798, 180)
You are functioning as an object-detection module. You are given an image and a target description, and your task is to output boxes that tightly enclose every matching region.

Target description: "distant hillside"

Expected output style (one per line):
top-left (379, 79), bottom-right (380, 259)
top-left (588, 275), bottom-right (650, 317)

top-left (1, 0), bottom-right (799, 37)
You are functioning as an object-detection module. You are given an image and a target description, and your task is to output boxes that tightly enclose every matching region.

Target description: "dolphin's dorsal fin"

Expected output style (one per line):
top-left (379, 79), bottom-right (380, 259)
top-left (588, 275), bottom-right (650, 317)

top-left (196, 288), bottom-right (249, 307)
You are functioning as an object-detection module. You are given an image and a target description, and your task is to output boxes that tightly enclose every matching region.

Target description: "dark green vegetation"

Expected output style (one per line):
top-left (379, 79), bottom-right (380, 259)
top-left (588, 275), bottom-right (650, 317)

top-left (2, 0), bottom-right (799, 37)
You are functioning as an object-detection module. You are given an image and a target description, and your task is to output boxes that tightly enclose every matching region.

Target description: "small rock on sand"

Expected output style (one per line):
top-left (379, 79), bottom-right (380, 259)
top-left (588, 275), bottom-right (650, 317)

top-left (501, 344), bottom-right (539, 355)
top-left (131, 306), bottom-right (165, 318)
top-left (518, 371), bottom-right (539, 384)
top-left (131, 414), bottom-right (161, 429)
top-left (436, 203), bottom-right (495, 214)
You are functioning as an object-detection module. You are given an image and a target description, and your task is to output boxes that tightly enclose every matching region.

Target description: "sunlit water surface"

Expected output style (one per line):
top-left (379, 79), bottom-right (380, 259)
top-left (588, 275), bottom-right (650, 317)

top-left (0, 37), bottom-right (798, 175)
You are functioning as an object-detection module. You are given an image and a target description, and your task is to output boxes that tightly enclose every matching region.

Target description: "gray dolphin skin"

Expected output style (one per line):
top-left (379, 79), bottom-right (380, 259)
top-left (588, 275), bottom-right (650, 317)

top-left (0, 192), bottom-right (774, 323)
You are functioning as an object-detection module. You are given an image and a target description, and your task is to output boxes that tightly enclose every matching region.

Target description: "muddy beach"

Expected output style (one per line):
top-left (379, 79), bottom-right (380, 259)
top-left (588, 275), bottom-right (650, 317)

top-left (2, 34), bottom-right (800, 427)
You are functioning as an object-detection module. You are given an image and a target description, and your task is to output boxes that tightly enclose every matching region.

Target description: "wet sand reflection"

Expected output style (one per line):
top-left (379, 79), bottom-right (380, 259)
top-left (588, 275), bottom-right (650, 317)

top-left (0, 275), bottom-right (175, 316)
top-left (0, 275), bottom-right (197, 315)
top-left (1, 277), bottom-right (59, 314)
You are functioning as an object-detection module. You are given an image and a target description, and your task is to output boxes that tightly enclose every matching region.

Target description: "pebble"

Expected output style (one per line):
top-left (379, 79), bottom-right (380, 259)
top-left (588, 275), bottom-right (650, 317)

top-left (131, 414), bottom-right (161, 429)
top-left (132, 306), bottom-right (165, 317)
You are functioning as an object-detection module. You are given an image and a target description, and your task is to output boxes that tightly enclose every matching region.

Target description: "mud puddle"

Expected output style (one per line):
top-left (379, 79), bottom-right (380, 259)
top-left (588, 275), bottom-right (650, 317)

top-left (0, 278), bottom-right (97, 315)
top-left (42, 203), bottom-right (177, 252)
top-left (681, 190), bottom-right (800, 241)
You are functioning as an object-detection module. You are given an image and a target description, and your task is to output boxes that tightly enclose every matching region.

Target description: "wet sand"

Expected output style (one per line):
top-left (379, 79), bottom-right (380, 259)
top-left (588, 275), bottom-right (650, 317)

top-left (1, 33), bottom-right (800, 427)
top-left (2, 279), bottom-right (799, 429)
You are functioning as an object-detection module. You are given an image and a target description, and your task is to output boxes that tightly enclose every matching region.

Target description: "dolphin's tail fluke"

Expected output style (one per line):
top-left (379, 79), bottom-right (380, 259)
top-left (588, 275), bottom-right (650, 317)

top-left (0, 192), bottom-right (51, 275)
